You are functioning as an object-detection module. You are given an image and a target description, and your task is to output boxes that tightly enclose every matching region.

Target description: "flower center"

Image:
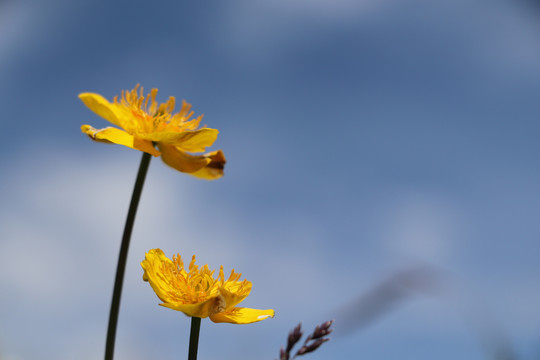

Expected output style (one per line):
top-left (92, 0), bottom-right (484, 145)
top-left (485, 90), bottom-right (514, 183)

top-left (114, 84), bottom-right (203, 135)
top-left (167, 254), bottom-right (222, 304)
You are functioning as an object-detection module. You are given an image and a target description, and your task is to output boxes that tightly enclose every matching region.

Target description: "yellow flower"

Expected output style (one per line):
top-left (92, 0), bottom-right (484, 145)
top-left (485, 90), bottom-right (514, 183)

top-left (79, 85), bottom-right (226, 180)
top-left (141, 249), bottom-right (275, 324)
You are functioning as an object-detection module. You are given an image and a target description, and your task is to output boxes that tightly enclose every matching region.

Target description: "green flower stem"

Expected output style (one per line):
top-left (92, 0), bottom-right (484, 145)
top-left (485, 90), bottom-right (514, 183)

top-left (188, 317), bottom-right (202, 360)
top-left (105, 152), bottom-right (152, 360)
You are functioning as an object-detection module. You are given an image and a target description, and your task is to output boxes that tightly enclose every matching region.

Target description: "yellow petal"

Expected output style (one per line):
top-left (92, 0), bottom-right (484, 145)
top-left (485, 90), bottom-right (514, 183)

top-left (219, 282), bottom-right (251, 309)
top-left (158, 144), bottom-right (226, 179)
top-left (190, 150), bottom-right (226, 180)
top-left (79, 92), bottom-right (125, 127)
top-left (209, 307), bottom-right (275, 324)
top-left (81, 125), bottom-right (160, 157)
top-left (159, 298), bottom-right (220, 318)
top-left (159, 143), bottom-right (210, 172)
top-left (143, 128), bottom-right (218, 152)
top-left (141, 249), bottom-right (179, 304)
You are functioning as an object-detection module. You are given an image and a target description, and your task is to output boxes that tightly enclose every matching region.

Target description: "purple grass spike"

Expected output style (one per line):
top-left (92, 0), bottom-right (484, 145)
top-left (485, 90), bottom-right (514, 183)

top-left (287, 323), bottom-right (303, 352)
top-left (297, 338), bottom-right (330, 355)
top-left (312, 320), bottom-right (334, 339)
top-left (276, 320), bottom-right (333, 360)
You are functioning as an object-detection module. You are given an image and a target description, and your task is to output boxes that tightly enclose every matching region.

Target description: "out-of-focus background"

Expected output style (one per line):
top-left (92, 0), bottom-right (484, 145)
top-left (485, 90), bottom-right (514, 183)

top-left (2, 0), bottom-right (540, 359)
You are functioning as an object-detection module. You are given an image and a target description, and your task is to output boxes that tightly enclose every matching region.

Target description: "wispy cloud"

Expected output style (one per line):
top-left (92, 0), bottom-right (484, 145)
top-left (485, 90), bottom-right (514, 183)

top-left (0, 146), bottom-right (332, 359)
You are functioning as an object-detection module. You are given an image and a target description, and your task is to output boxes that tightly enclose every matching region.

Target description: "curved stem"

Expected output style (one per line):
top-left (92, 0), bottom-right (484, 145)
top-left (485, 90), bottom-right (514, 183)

top-left (105, 152), bottom-right (152, 360)
top-left (188, 317), bottom-right (202, 360)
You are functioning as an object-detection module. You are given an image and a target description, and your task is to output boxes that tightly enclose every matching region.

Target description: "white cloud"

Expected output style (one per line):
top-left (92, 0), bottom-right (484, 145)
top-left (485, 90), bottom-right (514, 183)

top-left (3, 142), bottom-right (540, 359)
top-left (0, 145), bottom-right (335, 359)
top-left (257, 0), bottom-right (391, 21)
top-left (0, 0), bottom-right (89, 80)
top-left (380, 191), bottom-right (465, 265)
top-left (0, 1), bottom-right (33, 66)
top-left (451, 0), bottom-right (540, 77)
top-left (215, 0), bottom-right (540, 78)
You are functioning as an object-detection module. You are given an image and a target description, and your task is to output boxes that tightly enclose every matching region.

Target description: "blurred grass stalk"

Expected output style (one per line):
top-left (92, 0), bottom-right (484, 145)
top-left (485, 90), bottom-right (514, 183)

top-left (334, 264), bottom-right (515, 360)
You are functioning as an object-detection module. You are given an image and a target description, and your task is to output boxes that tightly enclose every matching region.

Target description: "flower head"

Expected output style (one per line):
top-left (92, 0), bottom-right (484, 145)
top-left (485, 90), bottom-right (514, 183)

top-left (79, 85), bottom-right (226, 180)
top-left (141, 249), bottom-right (275, 324)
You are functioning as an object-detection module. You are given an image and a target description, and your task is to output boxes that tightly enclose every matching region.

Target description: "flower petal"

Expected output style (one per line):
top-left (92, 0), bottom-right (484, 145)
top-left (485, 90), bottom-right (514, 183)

top-left (79, 92), bottom-right (125, 127)
top-left (159, 144), bottom-right (226, 179)
top-left (209, 307), bottom-right (275, 324)
top-left (143, 128), bottom-right (218, 152)
top-left (81, 125), bottom-right (160, 156)
top-left (160, 298), bottom-right (217, 319)
top-left (189, 150), bottom-right (226, 180)
top-left (219, 281), bottom-right (252, 310)
top-left (141, 249), bottom-right (177, 303)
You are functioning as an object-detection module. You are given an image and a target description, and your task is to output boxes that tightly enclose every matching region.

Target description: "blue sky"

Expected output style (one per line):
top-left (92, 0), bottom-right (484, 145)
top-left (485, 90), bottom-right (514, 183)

top-left (1, 0), bottom-right (540, 359)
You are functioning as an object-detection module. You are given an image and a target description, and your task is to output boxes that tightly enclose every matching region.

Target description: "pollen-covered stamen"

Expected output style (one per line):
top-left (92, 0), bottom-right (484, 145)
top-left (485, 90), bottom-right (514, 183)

top-left (163, 254), bottom-right (248, 305)
top-left (169, 100), bottom-right (204, 130)
top-left (112, 84), bottom-right (205, 135)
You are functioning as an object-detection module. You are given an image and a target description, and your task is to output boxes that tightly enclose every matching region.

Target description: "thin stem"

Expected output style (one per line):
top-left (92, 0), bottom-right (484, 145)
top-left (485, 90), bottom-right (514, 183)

top-left (188, 317), bottom-right (202, 360)
top-left (105, 152), bottom-right (152, 360)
